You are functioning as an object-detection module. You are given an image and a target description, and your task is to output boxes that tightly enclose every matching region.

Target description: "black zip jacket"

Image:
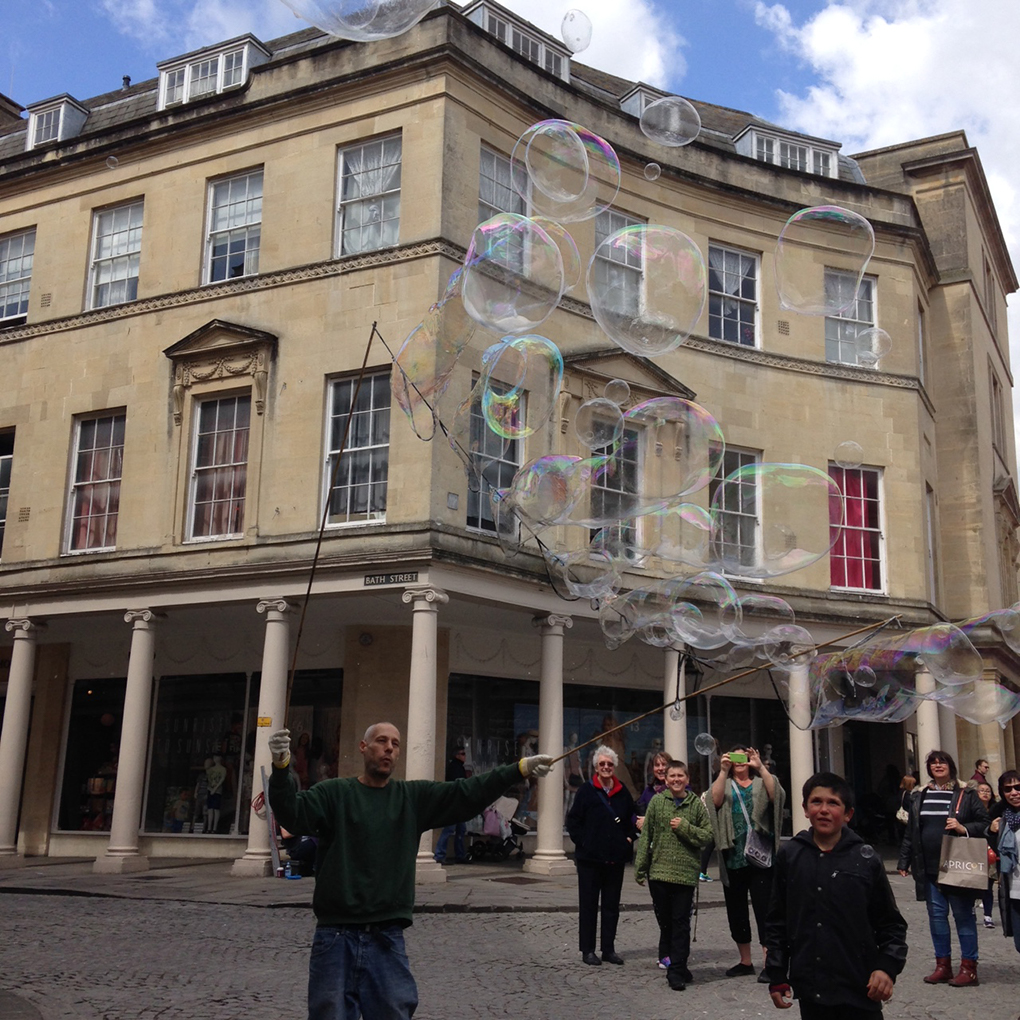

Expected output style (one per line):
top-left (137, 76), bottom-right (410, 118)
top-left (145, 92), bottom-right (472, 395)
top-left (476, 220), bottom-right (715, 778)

top-left (566, 778), bottom-right (636, 864)
top-left (765, 827), bottom-right (907, 1012)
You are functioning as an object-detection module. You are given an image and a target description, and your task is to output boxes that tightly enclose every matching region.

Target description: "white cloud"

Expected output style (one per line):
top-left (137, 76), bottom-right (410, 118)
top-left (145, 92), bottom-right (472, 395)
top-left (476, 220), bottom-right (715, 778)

top-left (754, 0), bottom-right (1020, 430)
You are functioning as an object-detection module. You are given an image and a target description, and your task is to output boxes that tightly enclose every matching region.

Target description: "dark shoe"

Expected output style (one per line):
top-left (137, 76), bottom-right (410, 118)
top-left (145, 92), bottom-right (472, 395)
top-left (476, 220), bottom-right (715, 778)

top-left (948, 959), bottom-right (978, 987)
top-left (725, 963), bottom-right (756, 977)
top-left (923, 957), bottom-right (953, 984)
top-left (601, 951), bottom-right (624, 965)
top-left (454, 858), bottom-right (469, 864)
top-left (582, 952), bottom-right (601, 966)
top-left (758, 969), bottom-right (770, 983)
top-left (667, 973), bottom-right (686, 991)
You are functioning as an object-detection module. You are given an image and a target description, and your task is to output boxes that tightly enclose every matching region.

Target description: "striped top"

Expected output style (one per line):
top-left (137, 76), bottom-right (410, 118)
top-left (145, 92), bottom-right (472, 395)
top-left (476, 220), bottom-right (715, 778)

top-left (919, 788), bottom-right (956, 876)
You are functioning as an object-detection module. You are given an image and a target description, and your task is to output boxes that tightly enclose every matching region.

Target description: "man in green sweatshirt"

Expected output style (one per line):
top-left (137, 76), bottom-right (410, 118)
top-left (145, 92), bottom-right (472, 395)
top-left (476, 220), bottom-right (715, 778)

top-left (268, 722), bottom-right (552, 1020)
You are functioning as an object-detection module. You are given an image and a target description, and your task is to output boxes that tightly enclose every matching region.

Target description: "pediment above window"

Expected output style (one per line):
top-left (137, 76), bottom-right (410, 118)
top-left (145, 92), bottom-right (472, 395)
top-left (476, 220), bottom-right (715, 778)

top-left (163, 319), bottom-right (277, 425)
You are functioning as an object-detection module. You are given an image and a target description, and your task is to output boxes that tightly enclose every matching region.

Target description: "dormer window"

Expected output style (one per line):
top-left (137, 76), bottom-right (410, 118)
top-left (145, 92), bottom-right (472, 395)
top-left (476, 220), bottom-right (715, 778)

top-left (738, 128), bottom-right (837, 179)
top-left (620, 86), bottom-right (664, 119)
top-left (157, 37), bottom-right (269, 111)
top-left (463, 2), bottom-right (570, 81)
top-left (25, 96), bottom-right (88, 151)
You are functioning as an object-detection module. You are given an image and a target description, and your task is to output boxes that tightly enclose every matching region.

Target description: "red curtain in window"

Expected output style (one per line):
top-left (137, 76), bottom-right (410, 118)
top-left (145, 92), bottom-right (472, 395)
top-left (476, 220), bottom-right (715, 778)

top-left (829, 467), bottom-right (873, 589)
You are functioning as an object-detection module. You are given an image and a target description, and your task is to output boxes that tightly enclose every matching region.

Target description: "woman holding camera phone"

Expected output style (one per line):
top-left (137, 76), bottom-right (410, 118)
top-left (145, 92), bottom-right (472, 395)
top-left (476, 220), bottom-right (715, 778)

top-left (706, 744), bottom-right (785, 981)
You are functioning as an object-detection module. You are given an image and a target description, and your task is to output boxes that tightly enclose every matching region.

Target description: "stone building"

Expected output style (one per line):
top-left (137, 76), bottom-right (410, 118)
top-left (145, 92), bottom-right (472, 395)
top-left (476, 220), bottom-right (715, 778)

top-left (0, 0), bottom-right (1016, 875)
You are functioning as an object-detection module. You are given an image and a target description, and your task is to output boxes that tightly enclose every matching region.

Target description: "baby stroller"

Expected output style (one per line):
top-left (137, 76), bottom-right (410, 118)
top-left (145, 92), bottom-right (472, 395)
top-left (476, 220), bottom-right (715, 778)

top-left (466, 795), bottom-right (528, 860)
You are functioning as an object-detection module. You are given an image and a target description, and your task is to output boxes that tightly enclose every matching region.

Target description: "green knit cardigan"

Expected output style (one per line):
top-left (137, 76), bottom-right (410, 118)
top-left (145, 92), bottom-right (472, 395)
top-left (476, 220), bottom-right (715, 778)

top-left (633, 789), bottom-right (713, 886)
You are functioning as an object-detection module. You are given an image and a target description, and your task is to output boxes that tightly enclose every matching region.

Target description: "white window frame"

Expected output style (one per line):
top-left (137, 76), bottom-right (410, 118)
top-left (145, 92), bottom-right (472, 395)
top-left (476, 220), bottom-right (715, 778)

top-left (990, 365), bottom-right (1006, 455)
top-left (0, 228), bottom-right (35, 323)
top-left (65, 413), bottom-right (125, 553)
top-left (749, 130), bottom-right (837, 179)
top-left (708, 243), bottom-right (759, 347)
top-left (710, 447), bottom-right (760, 576)
top-left (592, 208), bottom-right (644, 320)
top-left (482, 9), bottom-right (568, 79)
top-left (779, 140), bottom-right (808, 172)
top-left (0, 433), bottom-right (12, 559)
top-left (33, 108), bottom-right (61, 146)
top-left (158, 44), bottom-right (259, 110)
top-left (187, 394), bottom-right (250, 541)
top-left (25, 98), bottom-right (88, 151)
top-left (479, 146), bottom-right (526, 223)
top-left (204, 169), bottom-right (263, 284)
top-left (88, 202), bottom-right (144, 309)
top-left (336, 136), bottom-right (402, 257)
top-left (590, 425), bottom-right (641, 555)
top-left (323, 373), bottom-right (391, 526)
top-left (825, 272), bottom-right (876, 365)
top-left (828, 464), bottom-right (884, 593)
top-left (466, 376), bottom-right (521, 537)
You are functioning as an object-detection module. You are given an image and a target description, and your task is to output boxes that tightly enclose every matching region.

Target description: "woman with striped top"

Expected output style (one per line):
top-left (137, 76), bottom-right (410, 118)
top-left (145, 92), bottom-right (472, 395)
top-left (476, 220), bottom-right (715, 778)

top-left (898, 749), bottom-right (990, 987)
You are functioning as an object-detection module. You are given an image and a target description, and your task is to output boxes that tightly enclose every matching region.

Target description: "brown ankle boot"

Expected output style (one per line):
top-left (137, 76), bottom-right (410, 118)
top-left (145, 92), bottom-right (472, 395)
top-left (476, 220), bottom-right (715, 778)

top-left (948, 958), bottom-right (978, 987)
top-left (923, 957), bottom-right (953, 983)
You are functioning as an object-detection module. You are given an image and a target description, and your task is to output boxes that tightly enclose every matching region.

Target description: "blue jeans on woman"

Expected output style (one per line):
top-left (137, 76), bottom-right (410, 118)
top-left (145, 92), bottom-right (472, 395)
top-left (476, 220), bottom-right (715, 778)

top-left (308, 924), bottom-right (418, 1019)
top-left (925, 877), bottom-right (978, 959)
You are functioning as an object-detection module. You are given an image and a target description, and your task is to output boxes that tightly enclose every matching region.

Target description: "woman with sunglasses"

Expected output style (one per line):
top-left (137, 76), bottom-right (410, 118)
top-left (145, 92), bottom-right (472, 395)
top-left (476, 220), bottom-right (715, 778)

top-left (989, 770), bottom-right (1020, 956)
top-left (898, 749), bottom-right (990, 987)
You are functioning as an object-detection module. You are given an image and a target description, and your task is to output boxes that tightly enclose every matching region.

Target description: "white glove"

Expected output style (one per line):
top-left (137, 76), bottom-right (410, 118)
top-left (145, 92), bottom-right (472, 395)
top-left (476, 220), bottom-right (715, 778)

top-left (268, 728), bottom-right (291, 768)
top-left (520, 754), bottom-right (554, 778)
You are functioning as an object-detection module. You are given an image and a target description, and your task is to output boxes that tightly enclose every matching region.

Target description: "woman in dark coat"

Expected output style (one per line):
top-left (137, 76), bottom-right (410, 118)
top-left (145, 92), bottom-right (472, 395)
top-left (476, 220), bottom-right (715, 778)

top-left (566, 743), bottom-right (637, 967)
top-left (897, 749), bottom-right (989, 987)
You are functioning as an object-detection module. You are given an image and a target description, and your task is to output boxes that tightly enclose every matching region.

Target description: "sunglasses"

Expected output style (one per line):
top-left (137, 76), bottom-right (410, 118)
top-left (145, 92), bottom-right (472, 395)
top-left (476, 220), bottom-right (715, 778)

top-left (928, 757), bottom-right (949, 764)
top-left (1003, 784), bottom-right (1020, 792)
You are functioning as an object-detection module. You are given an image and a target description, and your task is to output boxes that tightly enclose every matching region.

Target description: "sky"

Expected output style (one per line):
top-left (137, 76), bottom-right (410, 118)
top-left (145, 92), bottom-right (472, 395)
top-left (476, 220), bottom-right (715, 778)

top-left (4, 0), bottom-right (1020, 424)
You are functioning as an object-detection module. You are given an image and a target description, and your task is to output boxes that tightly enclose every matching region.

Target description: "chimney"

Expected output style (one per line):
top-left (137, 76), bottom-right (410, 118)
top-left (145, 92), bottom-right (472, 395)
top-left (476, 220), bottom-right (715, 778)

top-left (122, 76), bottom-right (131, 91)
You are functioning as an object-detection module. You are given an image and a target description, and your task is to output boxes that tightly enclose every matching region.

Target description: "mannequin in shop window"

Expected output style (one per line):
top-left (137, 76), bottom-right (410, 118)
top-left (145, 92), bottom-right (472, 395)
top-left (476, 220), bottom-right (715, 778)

top-left (205, 755), bottom-right (227, 833)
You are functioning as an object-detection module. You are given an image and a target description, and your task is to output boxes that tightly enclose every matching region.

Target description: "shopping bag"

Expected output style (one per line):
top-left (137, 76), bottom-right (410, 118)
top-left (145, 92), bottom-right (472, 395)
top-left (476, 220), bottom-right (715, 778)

top-left (938, 835), bottom-right (988, 891)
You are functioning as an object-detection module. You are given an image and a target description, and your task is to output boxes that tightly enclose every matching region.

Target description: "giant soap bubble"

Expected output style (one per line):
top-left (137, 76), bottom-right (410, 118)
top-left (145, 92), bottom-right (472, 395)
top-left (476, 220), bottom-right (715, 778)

top-left (461, 214), bottom-right (565, 334)
top-left (478, 335), bottom-right (564, 440)
top-left (524, 121), bottom-right (589, 204)
top-left (278, 0), bottom-right (438, 41)
top-left (775, 206), bottom-right (875, 316)
top-left (639, 96), bottom-right (701, 147)
top-left (588, 225), bottom-right (707, 357)
top-left (854, 327), bottom-right (892, 368)
top-left (574, 397), bottom-right (624, 450)
top-left (710, 463), bottom-right (844, 578)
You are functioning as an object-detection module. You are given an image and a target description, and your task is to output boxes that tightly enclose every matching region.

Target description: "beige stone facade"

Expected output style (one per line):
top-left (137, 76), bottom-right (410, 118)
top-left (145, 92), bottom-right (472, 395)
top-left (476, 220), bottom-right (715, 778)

top-left (0, 3), bottom-right (1017, 865)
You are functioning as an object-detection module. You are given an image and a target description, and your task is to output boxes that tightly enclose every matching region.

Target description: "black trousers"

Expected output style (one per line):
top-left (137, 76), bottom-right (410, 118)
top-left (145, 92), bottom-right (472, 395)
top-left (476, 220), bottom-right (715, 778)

top-left (722, 862), bottom-right (773, 945)
top-left (648, 880), bottom-right (695, 973)
top-left (576, 859), bottom-right (624, 953)
top-left (798, 1001), bottom-right (880, 1020)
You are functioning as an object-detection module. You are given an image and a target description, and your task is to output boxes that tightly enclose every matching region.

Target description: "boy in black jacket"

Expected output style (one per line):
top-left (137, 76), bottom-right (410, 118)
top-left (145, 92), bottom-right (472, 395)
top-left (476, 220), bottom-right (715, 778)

top-left (764, 772), bottom-right (907, 1019)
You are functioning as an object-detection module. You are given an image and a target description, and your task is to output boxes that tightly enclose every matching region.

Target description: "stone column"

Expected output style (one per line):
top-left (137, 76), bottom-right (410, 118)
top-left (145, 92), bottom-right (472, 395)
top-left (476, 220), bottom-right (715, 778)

top-left (524, 613), bottom-right (574, 876)
top-left (402, 586), bottom-right (448, 884)
top-left (233, 598), bottom-right (292, 877)
top-left (663, 648), bottom-right (687, 763)
top-left (827, 724), bottom-right (846, 775)
top-left (0, 619), bottom-right (43, 862)
top-left (787, 656), bottom-right (815, 833)
top-left (914, 665), bottom-right (941, 769)
top-left (95, 610), bottom-right (162, 874)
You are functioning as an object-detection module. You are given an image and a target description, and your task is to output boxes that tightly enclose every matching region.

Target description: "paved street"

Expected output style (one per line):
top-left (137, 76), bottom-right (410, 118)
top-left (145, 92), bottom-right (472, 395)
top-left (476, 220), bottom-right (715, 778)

top-left (0, 862), bottom-right (1016, 1020)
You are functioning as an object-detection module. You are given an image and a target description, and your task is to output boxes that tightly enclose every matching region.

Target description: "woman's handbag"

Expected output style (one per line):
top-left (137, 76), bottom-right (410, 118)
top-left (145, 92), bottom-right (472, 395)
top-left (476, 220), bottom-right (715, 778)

top-left (895, 806), bottom-right (909, 824)
top-left (732, 780), bottom-right (773, 869)
top-left (937, 790), bottom-right (988, 891)
top-left (987, 846), bottom-right (999, 868)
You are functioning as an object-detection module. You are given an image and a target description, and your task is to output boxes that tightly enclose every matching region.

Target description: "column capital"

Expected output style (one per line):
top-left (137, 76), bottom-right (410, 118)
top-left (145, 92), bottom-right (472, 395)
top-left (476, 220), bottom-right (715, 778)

top-left (4, 618), bottom-right (44, 636)
top-left (533, 613), bottom-right (573, 632)
top-left (257, 598), bottom-right (293, 616)
top-left (401, 585), bottom-right (449, 608)
top-left (124, 609), bottom-right (166, 625)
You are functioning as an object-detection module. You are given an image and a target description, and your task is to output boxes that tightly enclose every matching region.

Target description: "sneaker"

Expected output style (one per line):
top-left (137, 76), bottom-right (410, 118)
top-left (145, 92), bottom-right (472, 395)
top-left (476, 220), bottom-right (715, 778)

top-left (658, 957), bottom-right (670, 970)
top-left (983, 915), bottom-right (995, 929)
top-left (699, 872), bottom-right (713, 882)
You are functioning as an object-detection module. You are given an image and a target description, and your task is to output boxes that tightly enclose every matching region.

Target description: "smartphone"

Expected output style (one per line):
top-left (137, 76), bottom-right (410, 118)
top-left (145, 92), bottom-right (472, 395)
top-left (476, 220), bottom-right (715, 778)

top-left (729, 752), bottom-right (749, 764)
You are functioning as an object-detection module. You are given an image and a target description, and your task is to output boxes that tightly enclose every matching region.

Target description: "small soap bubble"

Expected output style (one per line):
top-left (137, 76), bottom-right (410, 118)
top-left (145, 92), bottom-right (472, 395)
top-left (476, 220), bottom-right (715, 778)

top-left (860, 844), bottom-right (875, 860)
top-left (105, 156), bottom-right (119, 169)
top-left (775, 206), bottom-right (875, 316)
top-left (669, 700), bottom-right (683, 722)
top-left (694, 732), bottom-right (717, 757)
top-left (560, 9), bottom-right (592, 53)
top-left (603, 379), bottom-right (630, 406)
top-left (640, 96), bottom-right (701, 147)
top-left (854, 327), bottom-right (892, 369)
top-left (644, 162), bottom-right (661, 181)
top-left (574, 397), bottom-right (624, 451)
top-left (834, 440), bottom-right (863, 469)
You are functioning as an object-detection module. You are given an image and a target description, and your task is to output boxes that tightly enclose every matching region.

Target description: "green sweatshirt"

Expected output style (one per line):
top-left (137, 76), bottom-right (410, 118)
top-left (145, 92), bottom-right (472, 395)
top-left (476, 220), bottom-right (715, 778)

top-left (268, 762), bottom-right (522, 926)
top-left (634, 789), bottom-right (712, 886)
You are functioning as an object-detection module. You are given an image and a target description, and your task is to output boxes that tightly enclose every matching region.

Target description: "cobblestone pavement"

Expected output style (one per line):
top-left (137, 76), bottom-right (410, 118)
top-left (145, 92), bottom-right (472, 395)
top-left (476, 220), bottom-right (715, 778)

top-left (0, 873), bottom-right (1016, 1020)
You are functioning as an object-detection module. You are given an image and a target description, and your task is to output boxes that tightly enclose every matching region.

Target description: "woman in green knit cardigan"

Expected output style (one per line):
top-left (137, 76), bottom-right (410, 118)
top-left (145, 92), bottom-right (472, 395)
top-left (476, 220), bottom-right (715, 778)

top-left (634, 760), bottom-right (713, 991)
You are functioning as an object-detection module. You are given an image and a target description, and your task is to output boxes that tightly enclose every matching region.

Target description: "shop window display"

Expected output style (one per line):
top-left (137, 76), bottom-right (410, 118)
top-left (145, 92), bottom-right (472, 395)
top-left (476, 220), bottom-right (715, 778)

top-left (58, 677), bottom-right (127, 831)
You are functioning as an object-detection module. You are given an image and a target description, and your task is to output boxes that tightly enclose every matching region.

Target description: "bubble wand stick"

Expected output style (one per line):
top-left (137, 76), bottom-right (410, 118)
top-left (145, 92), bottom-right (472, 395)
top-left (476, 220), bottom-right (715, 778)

top-left (546, 614), bottom-right (902, 766)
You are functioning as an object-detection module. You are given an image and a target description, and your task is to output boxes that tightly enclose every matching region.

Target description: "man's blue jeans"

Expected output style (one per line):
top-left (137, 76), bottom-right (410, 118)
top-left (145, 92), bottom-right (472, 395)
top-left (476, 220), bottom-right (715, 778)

top-left (434, 821), bottom-right (467, 863)
top-left (308, 924), bottom-right (417, 1020)
top-left (925, 877), bottom-right (978, 959)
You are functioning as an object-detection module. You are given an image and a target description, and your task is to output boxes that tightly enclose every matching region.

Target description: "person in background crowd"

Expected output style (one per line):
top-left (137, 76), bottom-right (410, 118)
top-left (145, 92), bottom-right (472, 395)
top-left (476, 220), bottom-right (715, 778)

top-left (434, 744), bottom-right (470, 865)
top-left (989, 769), bottom-right (1020, 958)
top-left (567, 743), bottom-right (637, 967)
top-left (894, 775), bottom-right (916, 847)
top-left (635, 751), bottom-right (671, 829)
top-left (706, 744), bottom-right (786, 982)
top-left (970, 759), bottom-right (990, 785)
top-left (897, 749), bottom-right (989, 988)
top-left (975, 781), bottom-right (998, 929)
